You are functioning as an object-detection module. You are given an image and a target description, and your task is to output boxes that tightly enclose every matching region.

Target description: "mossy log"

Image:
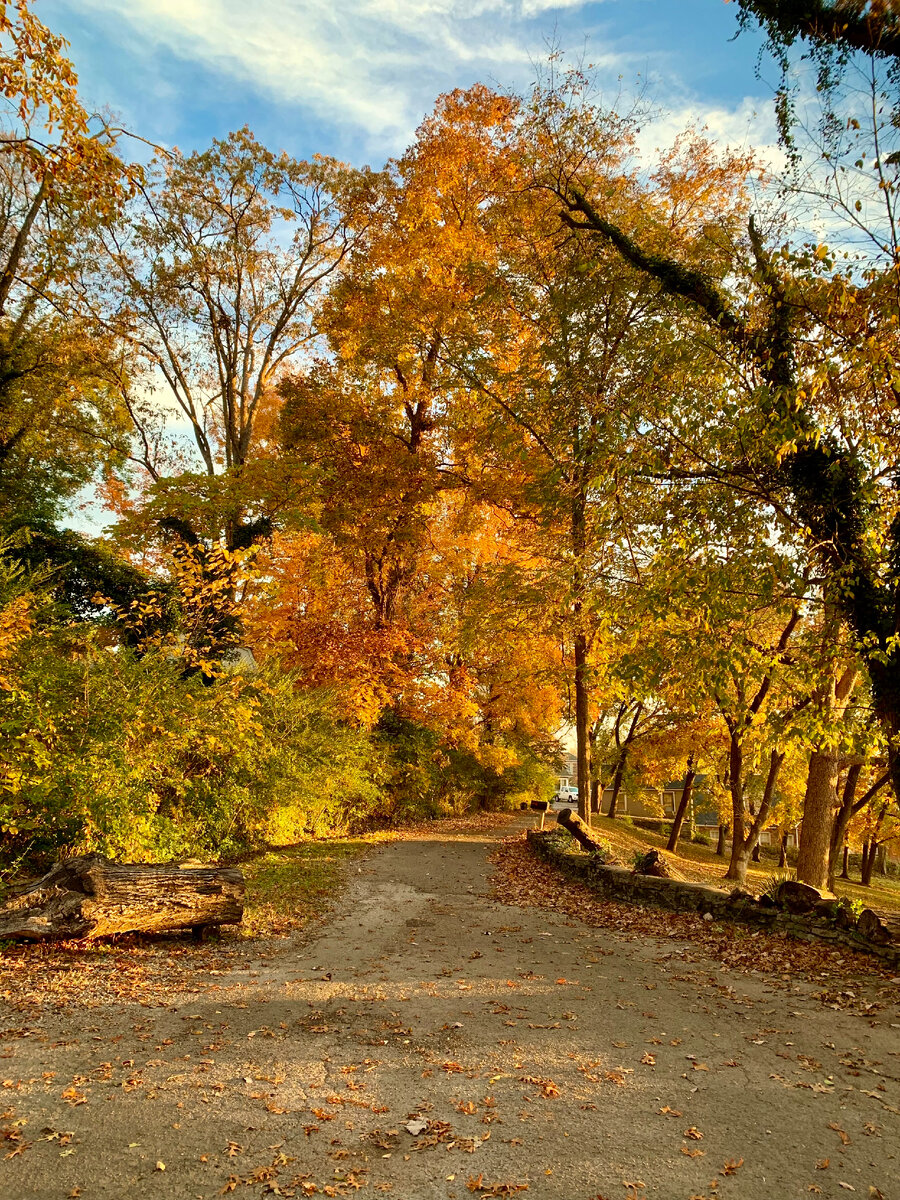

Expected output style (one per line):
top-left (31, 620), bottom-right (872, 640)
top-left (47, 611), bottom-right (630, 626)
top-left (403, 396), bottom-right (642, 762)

top-left (0, 854), bottom-right (244, 941)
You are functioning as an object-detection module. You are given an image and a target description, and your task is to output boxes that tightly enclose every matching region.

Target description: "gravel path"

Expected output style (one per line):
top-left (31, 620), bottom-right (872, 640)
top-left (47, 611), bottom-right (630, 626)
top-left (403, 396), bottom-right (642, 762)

top-left (1, 819), bottom-right (898, 1199)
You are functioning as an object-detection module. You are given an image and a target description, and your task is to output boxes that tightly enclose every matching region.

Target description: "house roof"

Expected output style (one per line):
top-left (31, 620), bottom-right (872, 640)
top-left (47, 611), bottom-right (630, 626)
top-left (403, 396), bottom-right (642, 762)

top-left (663, 775), bottom-right (709, 789)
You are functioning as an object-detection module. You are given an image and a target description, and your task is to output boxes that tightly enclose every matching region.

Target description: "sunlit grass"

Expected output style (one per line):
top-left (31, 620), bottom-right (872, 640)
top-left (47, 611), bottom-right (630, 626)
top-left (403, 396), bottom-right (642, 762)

top-left (241, 838), bottom-right (370, 935)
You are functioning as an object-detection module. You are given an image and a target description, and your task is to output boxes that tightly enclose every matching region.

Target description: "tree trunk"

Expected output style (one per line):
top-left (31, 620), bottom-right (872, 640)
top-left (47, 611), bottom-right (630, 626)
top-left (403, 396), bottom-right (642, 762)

top-left (666, 756), bottom-right (695, 853)
top-left (606, 701), bottom-right (643, 819)
top-left (840, 843), bottom-right (850, 879)
top-left (868, 663), bottom-right (900, 836)
top-left (861, 840), bottom-right (875, 887)
top-left (828, 762), bottom-right (861, 891)
top-left (727, 843), bottom-right (752, 886)
top-left (588, 719), bottom-right (601, 814)
top-left (829, 765), bottom-right (890, 889)
top-left (571, 486), bottom-right (591, 825)
top-left (778, 833), bottom-right (788, 869)
top-left (716, 823), bottom-right (727, 857)
top-left (573, 630), bottom-right (591, 824)
top-left (725, 733), bottom-right (747, 882)
top-left (797, 750), bottom-right (841, 892)
top-left (861, 800), bottom-right (891, 887)
top-left (0, 855), bottom-right (244, 941)
top-left (606, 751), bottom-right (626, 819)
top-left (725, 747), bottom-right (783, 885)
top-left (876, 843), bottom-right (887, 876)
top-left (590, 776), bottom-right (600, 814)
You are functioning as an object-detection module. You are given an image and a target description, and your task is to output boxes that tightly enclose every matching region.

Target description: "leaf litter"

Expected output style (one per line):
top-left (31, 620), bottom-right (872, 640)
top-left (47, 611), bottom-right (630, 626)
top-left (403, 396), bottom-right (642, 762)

top-left (489, 835), bottom-right (899, 1014)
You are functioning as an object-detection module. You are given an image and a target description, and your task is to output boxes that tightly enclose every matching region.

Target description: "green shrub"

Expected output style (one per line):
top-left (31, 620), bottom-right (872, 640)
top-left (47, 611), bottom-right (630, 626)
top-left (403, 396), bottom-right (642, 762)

top-left (832, 896), bottom-right (866, 921)
top-left (544, 829), bottom-right (572, 854)
top-left (372, 708), bottom-right (554, 825)
top-left (691, 831), bottom-right (712, 846)
top-left (0, 552), bottom-right (559, 866)
top-left (0, 618), bottom-right (382, 863)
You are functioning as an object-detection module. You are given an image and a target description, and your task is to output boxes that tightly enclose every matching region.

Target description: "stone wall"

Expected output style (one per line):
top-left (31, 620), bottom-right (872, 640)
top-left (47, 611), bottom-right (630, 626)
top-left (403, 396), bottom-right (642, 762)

top-left (525, 829), bottom-right (900, 970)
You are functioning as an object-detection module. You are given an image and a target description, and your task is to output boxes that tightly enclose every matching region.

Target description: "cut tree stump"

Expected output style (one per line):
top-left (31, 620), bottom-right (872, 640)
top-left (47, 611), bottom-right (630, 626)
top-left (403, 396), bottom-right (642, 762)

top-left (0, 855), bottom-right (245, 941)
top-left (632, 849), bottom-right (686, 881)
top-left (773, 879), bottom-right (825, 914)
top-left (856, 908), bottom-right (900, 947)
top-left (556, 808), bottom-right (608, 855)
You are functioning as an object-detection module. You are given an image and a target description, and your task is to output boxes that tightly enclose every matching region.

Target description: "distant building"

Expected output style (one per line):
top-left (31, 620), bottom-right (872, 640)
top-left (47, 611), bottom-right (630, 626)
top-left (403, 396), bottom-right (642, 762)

top-left (598, 783), bottom-right (665, 820)
top-left (557, 764), bottom-right (799, 846)
top-left (557, 753), bottom-right (578, 791)
top-left (662, 776), bottom-right (800, 849)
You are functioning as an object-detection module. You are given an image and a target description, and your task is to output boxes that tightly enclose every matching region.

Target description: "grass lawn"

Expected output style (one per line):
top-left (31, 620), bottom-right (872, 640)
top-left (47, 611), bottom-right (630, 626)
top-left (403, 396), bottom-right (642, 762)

top-left (582, 813), bottom-right (900, 916)
top-left (240, 837), bottom-right (371, 935)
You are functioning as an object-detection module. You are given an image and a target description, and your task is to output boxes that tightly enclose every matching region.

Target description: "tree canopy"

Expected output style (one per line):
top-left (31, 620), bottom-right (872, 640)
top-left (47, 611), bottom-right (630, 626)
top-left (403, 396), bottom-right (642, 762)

top-left (0, 0), bottom-right (896, 898)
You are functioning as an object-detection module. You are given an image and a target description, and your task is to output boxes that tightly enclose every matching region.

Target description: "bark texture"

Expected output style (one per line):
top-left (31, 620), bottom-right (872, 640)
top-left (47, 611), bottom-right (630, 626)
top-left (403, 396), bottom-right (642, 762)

top-left (632, 849), bottom-right (685, 881)
top-left (0, 855), bottom-right (245, 941)
top-left (573, 630), bottom-right (591, 824)
top-left (796, 751), bottom-right (841, 891)
top-left (556, 808), bottom-right (608, 855)
top-left (666, 758), bottom-right (695, 852)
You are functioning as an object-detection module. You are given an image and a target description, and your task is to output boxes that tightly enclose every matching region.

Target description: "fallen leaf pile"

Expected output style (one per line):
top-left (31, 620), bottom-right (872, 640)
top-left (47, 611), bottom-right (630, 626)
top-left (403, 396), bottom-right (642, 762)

top-left (0, 938), bottom-right (247, 1013)
top-left (466, 1176), bottom-right (529, 1196)
top-left (489, 835), bottom-right (899, 1011)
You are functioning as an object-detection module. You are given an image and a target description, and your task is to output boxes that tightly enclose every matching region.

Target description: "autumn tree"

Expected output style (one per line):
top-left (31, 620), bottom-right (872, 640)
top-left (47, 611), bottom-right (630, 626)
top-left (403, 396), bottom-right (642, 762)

top-left (92, 129), bottom-right (370, 551)
top-left (271, 91), bottom-right (570, 786)
top-left (791, 612), bottom-right (865, 889)
top-left (0, 1), bottom-right (133, 528)
top-left (617, 472), bottom-right (817, 883)
top-left (281, 88), bottom-right (517, 637)
top-left (442, 77), bottom-right (760, 823)
top-left (276, 89), bottom-right (518, 740)
top-left (829, 755), bottom-right (892, 888)
top-left (551, 5), bottom-right (900, 855)
top-left (736, 2), bottom-right (900, 70)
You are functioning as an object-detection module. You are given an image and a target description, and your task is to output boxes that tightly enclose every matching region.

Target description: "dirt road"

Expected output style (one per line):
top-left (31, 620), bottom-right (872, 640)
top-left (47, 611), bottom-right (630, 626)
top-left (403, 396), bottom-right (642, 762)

top-left (1, 819), bottom-right (898, 1199)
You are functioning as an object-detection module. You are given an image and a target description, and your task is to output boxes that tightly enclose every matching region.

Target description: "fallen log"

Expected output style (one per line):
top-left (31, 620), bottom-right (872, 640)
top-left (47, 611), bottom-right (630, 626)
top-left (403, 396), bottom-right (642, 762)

top-left (0, 854), bottom-right (244, 941)
top-left (556, 808), bottom-right (608, 855)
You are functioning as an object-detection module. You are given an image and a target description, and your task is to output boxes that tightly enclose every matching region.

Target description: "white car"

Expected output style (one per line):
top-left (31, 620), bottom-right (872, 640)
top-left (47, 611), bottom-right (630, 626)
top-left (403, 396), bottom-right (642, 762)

top-left (551, 784), bottom-right (579, 808)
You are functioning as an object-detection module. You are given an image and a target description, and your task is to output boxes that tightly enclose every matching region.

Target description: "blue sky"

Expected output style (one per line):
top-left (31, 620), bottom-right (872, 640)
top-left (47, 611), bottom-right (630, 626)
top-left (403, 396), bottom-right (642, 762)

top-left (43, 0), bottom-right (777, 168)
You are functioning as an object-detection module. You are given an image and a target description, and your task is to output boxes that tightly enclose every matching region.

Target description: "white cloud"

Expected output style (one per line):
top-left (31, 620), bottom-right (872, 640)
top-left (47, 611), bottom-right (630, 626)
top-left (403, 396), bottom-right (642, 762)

top-left (67, 0), bottom-right (779, 174)
top-left (75, 0), bottom-right (610, 145)
top-left (636, 96), bottom-right (786, 170)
